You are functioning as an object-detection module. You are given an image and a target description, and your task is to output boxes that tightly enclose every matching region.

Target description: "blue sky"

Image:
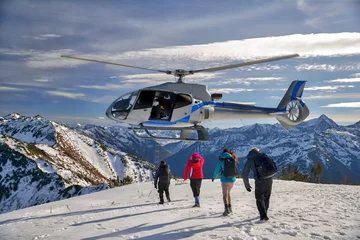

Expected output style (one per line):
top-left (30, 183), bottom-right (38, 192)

top-left (0, 0), bottom-right (360, 128)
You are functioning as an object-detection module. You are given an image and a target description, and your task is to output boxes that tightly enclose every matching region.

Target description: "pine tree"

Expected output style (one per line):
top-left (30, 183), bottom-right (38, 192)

top-left (287, 163), bottom-right (293, 180)
top-left (280, 164), bottom-right (287, 180)
top-left (310, 165), bottom-right (316, 182)
top-left (315, 161), bottom-right (323, 183)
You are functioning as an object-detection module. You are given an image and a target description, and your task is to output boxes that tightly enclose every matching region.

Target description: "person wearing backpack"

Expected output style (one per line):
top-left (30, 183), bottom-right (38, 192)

top-left (183, 152), bottom-right (205, 207)
top-left (212, 148), bottom-right (239, 216)
top-left (154, 160), bottom-right (172, 204)
top-left (242, 147), bottom-right (278, 221)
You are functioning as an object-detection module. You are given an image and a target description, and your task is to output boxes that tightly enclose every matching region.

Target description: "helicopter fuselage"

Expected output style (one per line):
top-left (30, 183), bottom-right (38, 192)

top-left (105, 82), bottom-right (285, 128)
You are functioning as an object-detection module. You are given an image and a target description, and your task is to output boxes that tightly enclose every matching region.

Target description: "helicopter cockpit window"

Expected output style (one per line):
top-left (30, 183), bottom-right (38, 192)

top-left (111, 91), bottom-right (138, 119)
top-left (174, 94), bottom-right (192, 109)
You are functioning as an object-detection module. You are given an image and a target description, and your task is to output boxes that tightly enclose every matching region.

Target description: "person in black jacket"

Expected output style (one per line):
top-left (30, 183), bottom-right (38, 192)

top-left (154, 160), bottom-right (172, 204)
top-left (242, 147), bottom-right (273, 221)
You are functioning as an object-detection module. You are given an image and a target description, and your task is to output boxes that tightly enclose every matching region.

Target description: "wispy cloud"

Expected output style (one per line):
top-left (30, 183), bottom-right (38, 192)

top-left (208, 88), bottom-right (255, 93)
top-left (46, 91), bottom-right (85, 99)
top-left (109, 32), bottom-right (360, 62)
top-left (296, 63), bottom-right (360, 72)
top-left (302, 93), bottom-right (360, 100)
top-left (296, 0), bottom-right (349, 30)
top-left (325, 78), bottom-right (360, 83)
top-left (34, 78), bottom-right (51, 82)
top-left (305, 85), bottom-right (354, 91)
top-left (351, 73), bottom-right (360, 77)
top-left (80, 72), bottom-right (224, 90)
top-left (211, 77), bottom-right (284, 86)
top-left (78, 83), bottom-right (134, 90)
top-left (0, 86), bottom-right (25, 91)
top-left (3, 32), bottom-right (360, 70)
top-left (322, 102), bottom-right (360, 108)
top-left (23, 34), bottom-right (62, 40)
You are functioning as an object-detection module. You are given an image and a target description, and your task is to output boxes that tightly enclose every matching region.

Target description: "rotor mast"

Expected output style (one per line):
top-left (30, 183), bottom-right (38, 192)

top-left (166, 69), bottom-right (194, 83)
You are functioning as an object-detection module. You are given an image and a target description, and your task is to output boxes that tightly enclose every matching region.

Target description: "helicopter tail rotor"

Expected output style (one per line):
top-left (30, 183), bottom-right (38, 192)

top-left (275, 80), bottom-right (309, 128)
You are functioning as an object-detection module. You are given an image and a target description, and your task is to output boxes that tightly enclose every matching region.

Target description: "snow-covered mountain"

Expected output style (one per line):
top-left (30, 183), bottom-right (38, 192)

top-left (165, 115), bottom-right (360, 184)
top-left (1, 180), bottom-right (359, 239)
top-left (0, 114), bottom-right (156, 213)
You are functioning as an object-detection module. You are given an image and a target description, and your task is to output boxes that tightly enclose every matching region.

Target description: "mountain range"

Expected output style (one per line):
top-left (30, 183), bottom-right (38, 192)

top-left (165, 115), bottom-right (360, 184)
top-left (0, 112), bottom-right (359, 213)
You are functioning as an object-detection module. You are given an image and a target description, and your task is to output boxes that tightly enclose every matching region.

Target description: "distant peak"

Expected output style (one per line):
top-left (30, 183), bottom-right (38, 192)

top-left (4, 112), bottom-right (24, 119)
top-left (301, 114), bottom-right (338, 130)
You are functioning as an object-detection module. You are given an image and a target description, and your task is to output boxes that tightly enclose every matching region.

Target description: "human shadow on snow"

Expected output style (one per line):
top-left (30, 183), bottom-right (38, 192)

top-left (81, 213), bottom-right (227, 240)
top-left (0, 199), bottom-right (186, 226)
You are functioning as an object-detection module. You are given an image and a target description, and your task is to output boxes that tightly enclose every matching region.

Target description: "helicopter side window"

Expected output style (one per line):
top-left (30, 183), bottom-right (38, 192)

top-left (174, 94), bottom-right (192, 109)
top-left (134, 90), bottom-right (156, 109)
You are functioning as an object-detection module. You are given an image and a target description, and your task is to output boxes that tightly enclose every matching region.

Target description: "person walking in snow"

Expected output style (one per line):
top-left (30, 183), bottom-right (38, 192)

top-left (212, 148), bottom-right (239, 216)
top-left (183, 152), bottom-right (205, 207)
top-left (154, 160), bottom-right (171, 204)
top-left (242, 147), bottom-right (277, 221)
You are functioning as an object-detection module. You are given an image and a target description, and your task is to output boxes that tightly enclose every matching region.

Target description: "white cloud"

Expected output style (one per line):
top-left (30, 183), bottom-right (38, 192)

top-left (211, 77), bottom-right (284, 86)
top-left (23, 34), bottom-right (62, 40)
top-left (110, 32), bottom-right (360, 62)
top-left (303, 93), bottom-right (360, 100)
top-left (351, 73), bottom-right (360, 77)
top-left (78, 83), bottom-right (135, 90)
top-left (208, 88), bottom-right (255, 94)
top-left (325, 78), bottom-right (360, 83)
top-left (3, 32), bottom-right (360, 70)
top-left (98, 117), bottom-right (105, 120)
top-left (297, 0), bottom-right (346, 26)
top-left (0, 86), bottom-right (25, 91)
top-left (34, 78), bottom-right (50, 82)
top-left (296, 63), bottom-right (360, 72)
top-left (46, 91), bottom-right (85, 99)
top-left (322, 102), bottom-right (360, 108)
top-left (305, 85), bottom-right (355, 91)
top-left (82, 72), bottom-right (224, 90)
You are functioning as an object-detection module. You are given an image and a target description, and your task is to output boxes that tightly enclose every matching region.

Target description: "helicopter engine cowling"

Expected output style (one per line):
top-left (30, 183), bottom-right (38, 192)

top-left (199, 105), bottom-right (214, 122)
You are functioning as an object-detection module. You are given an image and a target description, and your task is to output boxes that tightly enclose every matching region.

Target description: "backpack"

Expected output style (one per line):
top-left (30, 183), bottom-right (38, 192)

top-left (158, 165), bottom-right (169, 178)
top-left (223, 157), bottom-right (239, 178)
top-left (254, 153), bottom-right (278, 179)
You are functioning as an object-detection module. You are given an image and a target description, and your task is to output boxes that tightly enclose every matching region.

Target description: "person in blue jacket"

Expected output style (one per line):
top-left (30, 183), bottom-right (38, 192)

top-left (212, 148), bottom-right (239, 216)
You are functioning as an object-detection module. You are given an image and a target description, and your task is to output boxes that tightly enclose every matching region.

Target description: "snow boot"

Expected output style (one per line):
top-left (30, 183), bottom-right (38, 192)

top-left (222, 204), bottom-right (230, 216)
top-left (228, 204), bottom-right (232, 214)
top-left (193, 197), bottom-right (200, 207)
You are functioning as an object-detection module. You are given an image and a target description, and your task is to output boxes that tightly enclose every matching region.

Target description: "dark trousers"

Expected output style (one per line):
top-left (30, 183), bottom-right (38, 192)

top-left (190, 179), bottom-right (202, 197)
top-left (255, 178), bottom-right (273, 219)
top-left (158, 182), bottom-right (170, 202)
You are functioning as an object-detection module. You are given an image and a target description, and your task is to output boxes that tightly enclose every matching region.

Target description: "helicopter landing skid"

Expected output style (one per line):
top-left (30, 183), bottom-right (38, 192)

top-left (130, 125), bottom-right (209, 141)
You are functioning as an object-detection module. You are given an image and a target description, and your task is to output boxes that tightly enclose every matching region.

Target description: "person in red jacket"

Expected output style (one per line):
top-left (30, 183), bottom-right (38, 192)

top-left (183, 152), bottom-right (205, 207)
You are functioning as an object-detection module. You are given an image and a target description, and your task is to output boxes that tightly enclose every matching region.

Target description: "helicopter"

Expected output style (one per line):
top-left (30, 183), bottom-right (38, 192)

top-left (61, 54), bottom-right (309, 141)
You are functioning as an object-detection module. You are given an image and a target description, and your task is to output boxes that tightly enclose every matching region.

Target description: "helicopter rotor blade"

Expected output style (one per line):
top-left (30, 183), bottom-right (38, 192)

top-left (61, 55), bottom-right (169, 74)
top-left (192, 54), bottom-right (300, 73)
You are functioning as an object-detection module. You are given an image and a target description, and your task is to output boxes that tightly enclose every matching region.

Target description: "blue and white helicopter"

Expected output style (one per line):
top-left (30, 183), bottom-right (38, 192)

top-left (61, 54), bottom-right (309, 141)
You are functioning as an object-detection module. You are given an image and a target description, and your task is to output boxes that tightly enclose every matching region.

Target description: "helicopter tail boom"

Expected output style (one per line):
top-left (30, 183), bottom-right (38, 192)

top-left (275, 80), bottom-right (309, 128)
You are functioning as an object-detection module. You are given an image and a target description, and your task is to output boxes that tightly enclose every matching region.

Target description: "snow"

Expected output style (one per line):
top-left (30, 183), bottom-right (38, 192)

top-left (1, 180), bottom-right (359, 240)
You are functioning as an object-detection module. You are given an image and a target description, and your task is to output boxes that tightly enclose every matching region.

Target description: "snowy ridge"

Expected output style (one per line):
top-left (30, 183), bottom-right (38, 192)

top-left (0, 114), bottom-right (56, 145)
top-left (0, 180), bottom-right (359, 239)
top-left (0, 115), bottom-right (157, 214)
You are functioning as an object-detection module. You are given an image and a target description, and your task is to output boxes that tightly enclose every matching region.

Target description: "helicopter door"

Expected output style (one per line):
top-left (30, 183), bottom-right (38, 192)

top-left (126, 90), bottom-right (156, 122)
top-left (149, 91), bottom-right (176, 121)
top-left (171, 93), bottom-right (193, 122)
